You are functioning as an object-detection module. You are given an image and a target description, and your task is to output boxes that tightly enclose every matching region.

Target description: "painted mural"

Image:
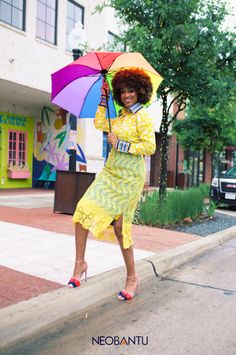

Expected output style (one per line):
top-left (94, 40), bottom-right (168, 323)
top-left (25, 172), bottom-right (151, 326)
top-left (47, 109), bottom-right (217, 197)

top-left (33, 107), bottom-right (87, 187)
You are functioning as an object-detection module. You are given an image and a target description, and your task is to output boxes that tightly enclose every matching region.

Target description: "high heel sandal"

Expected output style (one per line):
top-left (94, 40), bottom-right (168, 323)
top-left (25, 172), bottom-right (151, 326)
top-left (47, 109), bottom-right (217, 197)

top-left (117, 274), bottom-right (140, 301)
top-left (67, 260), bottom-right (88, 288)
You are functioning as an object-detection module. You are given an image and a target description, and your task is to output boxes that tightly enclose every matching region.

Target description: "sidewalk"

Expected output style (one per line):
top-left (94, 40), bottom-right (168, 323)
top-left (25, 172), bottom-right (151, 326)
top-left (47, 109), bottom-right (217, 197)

top-left (0, 189), bottom-right (235, 350)
top-left (0, 189), bottom-right (199, 309)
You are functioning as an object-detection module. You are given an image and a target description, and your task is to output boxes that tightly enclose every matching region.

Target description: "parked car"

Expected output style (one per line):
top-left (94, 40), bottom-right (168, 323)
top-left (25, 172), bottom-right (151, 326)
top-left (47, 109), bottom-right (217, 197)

top-left (210, 166), bottom-right (236, 206)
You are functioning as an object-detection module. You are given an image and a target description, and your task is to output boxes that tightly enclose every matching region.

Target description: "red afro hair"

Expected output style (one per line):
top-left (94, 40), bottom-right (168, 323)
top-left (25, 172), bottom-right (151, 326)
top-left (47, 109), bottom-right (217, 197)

top-left (111, 68), bottom-right (153, 106)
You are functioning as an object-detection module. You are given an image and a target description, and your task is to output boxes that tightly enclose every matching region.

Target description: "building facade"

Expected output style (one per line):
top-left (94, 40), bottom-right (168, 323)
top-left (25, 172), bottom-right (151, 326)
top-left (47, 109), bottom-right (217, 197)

top-left (0, 0), bottom-right (122, 188)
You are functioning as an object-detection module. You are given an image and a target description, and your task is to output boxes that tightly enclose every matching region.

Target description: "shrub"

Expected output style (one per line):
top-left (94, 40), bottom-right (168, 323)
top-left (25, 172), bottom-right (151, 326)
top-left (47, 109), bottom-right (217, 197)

top-left (204, 200), bottom-right (217, 218)
top-left (136, 186), bottom-right (205, 227)
top-left (198, 183), bottom-right (210, 197)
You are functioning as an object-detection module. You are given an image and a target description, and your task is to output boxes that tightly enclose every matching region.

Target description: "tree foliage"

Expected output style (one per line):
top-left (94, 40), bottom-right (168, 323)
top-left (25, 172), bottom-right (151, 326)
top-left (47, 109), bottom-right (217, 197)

top-left (173, 99), bottom-right (236, 152)
top-left (105, 0), bottom-right (235, 103)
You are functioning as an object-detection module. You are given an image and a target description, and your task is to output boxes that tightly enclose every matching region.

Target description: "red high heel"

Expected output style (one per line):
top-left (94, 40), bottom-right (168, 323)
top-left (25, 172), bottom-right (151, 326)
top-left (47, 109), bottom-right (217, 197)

top-left (68, 260), bottom-right (88, 288)
top-left (117, 274), bottom-right (140, 301)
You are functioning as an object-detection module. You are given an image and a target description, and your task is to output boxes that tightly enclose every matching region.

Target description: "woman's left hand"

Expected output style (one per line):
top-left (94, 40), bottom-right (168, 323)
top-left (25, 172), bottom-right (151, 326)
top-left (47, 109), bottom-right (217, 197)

top-left (108, 133), bottom-right (118, 147)
top-left (101, 79), bottom-right (110, 97)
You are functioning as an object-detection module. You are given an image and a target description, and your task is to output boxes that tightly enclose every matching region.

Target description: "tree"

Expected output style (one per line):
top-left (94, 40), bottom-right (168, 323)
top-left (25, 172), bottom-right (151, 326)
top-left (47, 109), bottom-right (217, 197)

top-left (97, 0), bottom-right (236, 199)
top-left (173, 99), bottom-right (236, 153)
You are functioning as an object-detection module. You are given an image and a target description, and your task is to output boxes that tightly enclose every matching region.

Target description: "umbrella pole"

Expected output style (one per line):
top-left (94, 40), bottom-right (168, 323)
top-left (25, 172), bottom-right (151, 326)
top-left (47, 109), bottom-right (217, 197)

top-left (103, 75), bottom-right (112, 157)
top-left (105, 92), bottom-right (112, 133)
top-left (103, 74), bottom-right (112, 133)
top-left (104, 88), bottom-right (112, 156)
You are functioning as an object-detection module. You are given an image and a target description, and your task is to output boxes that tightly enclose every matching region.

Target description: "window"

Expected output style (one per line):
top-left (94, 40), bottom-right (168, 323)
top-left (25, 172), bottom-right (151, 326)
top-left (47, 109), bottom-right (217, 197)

top-left (185, 150), bottom-right (204, 187)
top-left (8, 130), bottom-right (27, 167)
top-left (66, 0), bottom-right (84, 51)
top-left (233, 151), bottom-right (236, 166)
top-left (36, 0), bottom-right (57, 45)
top-left (107, 31), bottom-right (124, 51)
top-left (107, 31), bottom-right (116, 50)
top-left (0, 0), bottom-right (26, 30)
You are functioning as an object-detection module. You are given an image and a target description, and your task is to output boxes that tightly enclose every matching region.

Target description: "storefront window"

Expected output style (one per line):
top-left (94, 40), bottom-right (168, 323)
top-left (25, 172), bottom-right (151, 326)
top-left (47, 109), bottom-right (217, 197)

top-left (8, 130), bottom-right (27, 167)
top-left (185, 149), bottom-right (204, 187)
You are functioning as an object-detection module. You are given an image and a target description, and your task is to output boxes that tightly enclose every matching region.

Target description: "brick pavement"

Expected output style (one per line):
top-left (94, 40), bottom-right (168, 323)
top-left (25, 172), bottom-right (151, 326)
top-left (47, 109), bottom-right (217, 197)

top-left (0, 189), bottom-right (199, 310)
top-left (0, 266), bottom-right (62, 308)
top-left (0, 206), bottom-right (199, 252)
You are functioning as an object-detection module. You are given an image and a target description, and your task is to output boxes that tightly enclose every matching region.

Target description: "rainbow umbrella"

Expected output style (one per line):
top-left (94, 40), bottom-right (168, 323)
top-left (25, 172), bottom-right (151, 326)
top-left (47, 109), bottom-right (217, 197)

top-left (51, 51), bottom-right (163, 130)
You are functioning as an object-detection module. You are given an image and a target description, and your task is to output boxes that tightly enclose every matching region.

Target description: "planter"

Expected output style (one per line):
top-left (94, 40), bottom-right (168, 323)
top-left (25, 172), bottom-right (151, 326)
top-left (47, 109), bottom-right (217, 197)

top-left (167, 170), bottom-right (175, 187)
top-left (53, 170), bottom-right (96, 214)
top-left (177, 172), bottom-right (189, 189)
top-left (7, 170), bottom-right (30, 179)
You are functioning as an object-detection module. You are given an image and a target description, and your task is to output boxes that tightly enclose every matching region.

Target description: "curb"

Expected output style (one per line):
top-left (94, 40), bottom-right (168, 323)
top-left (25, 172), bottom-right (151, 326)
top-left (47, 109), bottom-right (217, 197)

top-left (146, 225), bottom-right (236, 275)
top-left (0, 226), bottom-right (236, 351)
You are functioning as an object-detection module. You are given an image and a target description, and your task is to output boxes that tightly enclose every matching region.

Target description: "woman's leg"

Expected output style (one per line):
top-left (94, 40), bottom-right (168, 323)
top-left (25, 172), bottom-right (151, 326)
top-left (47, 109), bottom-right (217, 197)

top-left (72, 222), bottom-right (89, 278)
top-left (113, 216), bottom-right (138, 293)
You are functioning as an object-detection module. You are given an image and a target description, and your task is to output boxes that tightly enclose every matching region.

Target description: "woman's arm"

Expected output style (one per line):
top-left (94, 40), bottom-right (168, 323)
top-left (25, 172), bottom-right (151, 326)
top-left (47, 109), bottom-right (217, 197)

top-left (94, 79), bottom-right (110, 132)
top-left (94, 105), bottom-right (110, 132)
top-left (129, 110), bottom-right (156, 155)
top-left (115, 110), bottom-right (156, 155)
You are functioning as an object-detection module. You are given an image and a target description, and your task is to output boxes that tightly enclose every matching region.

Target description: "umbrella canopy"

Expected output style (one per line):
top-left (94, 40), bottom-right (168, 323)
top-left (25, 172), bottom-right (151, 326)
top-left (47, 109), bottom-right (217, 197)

top-left (51, 51), bottom-right (163, 119)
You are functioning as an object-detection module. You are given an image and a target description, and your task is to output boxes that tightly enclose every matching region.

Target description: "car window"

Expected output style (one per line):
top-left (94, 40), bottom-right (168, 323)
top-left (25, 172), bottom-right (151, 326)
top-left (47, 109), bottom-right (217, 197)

top-left (225, 166), bottom-right (236, 177)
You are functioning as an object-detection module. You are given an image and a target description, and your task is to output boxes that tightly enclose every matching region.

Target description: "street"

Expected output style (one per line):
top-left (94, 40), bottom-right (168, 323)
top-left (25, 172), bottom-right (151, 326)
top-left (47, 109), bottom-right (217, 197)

top-left (217, 206), bottom-right (236, 217)
top-left (3, 238), bottom-right (236, 355)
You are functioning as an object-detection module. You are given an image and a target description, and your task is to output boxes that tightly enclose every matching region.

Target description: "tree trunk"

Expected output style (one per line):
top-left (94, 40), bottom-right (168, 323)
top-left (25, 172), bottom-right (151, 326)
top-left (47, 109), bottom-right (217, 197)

top-left (159, 92), bottom-right (169, 201)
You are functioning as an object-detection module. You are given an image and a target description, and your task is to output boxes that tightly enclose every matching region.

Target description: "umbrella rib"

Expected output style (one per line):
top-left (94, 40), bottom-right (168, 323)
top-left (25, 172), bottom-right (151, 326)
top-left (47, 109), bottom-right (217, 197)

top-left (79, 74), bottom-right (104, 116)
top-left (95, 52), bottom-right (122, 72)
top-left (95, 52), bottom-right (104, 70)
top-left (83, 73), bottom-right (112, 132)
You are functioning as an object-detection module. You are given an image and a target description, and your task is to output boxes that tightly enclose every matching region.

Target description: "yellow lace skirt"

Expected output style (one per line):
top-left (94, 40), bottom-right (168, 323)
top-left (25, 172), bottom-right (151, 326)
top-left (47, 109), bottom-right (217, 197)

top-left (72, 149), bottom-right (145, 249)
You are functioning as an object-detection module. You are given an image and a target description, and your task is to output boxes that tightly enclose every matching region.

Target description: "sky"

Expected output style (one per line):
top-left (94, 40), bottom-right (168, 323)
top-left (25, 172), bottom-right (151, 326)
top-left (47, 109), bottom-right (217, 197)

top-left (224, 0), bottom-right (236, 31)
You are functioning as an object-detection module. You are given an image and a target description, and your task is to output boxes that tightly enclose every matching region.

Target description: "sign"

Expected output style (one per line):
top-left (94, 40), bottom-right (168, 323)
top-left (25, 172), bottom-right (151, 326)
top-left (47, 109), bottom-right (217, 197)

top-left (0, 113), bottom-right (26, 127)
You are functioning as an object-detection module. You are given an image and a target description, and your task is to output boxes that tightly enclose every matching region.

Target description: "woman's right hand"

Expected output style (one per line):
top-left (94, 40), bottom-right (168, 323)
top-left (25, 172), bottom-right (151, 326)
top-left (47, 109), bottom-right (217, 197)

top-left (101, 79), bottom-right (110, 97)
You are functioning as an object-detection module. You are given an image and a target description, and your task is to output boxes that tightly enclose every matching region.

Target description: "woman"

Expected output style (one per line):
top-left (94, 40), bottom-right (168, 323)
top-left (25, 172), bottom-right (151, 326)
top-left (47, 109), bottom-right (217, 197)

top-left (68, 68), bottom-right (156, 301)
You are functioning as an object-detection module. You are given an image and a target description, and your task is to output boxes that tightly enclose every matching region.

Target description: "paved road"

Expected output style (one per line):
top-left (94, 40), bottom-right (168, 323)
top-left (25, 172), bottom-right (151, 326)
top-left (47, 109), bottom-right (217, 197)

top-left (3, 239), bottom-right (236, 355)
top-left (217, 206), bottom-right (236, 217)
